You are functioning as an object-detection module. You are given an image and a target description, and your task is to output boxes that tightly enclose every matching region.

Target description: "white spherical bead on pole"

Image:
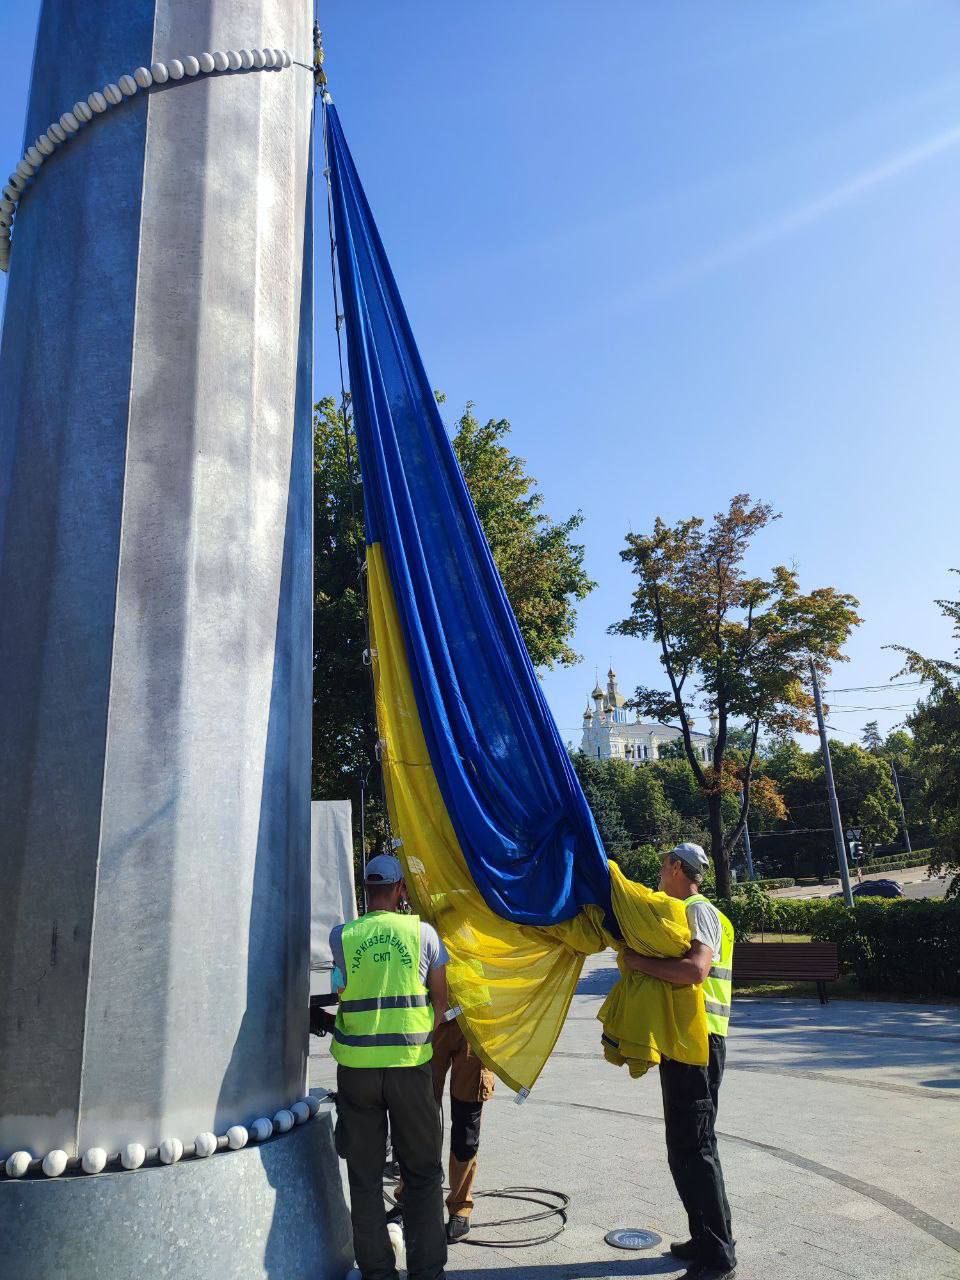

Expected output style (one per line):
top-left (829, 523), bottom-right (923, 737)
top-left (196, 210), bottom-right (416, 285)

top-left (120, 1143), bottom-right (146, 1170)
top-left (42, 1150), bottom-right (69, 1178)
top-left (226, 1125), bottom-right (248, 1150)
top-left (81, 1148), bottom-right (108, 1175)
top-left (5, 1151), bottom-right (33, 1179)
top-left (159, 1137), bottom-right (184, 1165)
top-left (194, 1132), bottom-right (218, 1159)
top-left (272, 1109), bottom-right (294, 1134)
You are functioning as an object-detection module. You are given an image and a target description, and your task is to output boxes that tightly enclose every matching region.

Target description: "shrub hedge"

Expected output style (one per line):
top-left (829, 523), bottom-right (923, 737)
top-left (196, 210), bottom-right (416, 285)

top-left (850, 853), bottom-right (930, 874)
top-left (720, 891), bottom-right (960, 997)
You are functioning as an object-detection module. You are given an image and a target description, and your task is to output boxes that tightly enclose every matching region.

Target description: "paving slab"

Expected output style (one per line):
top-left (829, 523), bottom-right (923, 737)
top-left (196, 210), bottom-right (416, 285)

top-left (311, 952), bottom-right (960, 1280)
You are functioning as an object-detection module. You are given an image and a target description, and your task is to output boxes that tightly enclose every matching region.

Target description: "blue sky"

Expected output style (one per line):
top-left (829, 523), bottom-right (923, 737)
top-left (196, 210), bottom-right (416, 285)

top-left (2, 1), bottom-right (958, 752)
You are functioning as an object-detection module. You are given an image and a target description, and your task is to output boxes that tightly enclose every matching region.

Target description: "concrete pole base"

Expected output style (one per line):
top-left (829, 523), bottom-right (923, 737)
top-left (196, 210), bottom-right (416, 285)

top-left (0, 1107), bottom-right (353, 1280)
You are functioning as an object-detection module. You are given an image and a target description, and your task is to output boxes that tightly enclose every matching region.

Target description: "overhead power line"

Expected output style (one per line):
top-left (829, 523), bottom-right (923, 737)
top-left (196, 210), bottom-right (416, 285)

top-left (822, 704), bottom-right (915, 713)
top-left (825, 680), bottom-right (926, 693)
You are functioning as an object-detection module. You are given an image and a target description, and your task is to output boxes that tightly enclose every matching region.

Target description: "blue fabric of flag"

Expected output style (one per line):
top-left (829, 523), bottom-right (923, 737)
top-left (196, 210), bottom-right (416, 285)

top-left (326, 105), bottom-right (614, 929)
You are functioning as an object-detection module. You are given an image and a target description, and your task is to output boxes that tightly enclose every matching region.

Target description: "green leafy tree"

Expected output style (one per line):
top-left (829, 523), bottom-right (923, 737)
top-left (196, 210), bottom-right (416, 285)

top-left (861, 720), bottom-right (883, 752)
top-left (312, 398), bottom-right (377, 812)
top-left (615, 844), bottom-right (664, 889)
top-left (882, 728), bottom-right (914, 774)
top-left (891, 577), bottom-right (960, 895)
top-left (765, 739), bottom-right (898, 864)
top-left (609, 759), bottom-right (685, 847)
top-left (610, 495), bottom-right (861, 897)
top-left (827, 742), bottom-right (899, 852)
top-left (313, 397), bottom-right (596, 843)
top-left (451, 404), bottom-right (594, 668)
top-left (880, 729), bottom-right (921, 834)
top-left (569, 752), bottom-right (630, 853)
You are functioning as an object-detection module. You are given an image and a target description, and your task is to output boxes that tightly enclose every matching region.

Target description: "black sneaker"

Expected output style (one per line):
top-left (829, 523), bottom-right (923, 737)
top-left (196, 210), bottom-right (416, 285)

top-left (683, 1265), bottom-right (737, 1280)
top-left (446, 1214), bottom-right (470, 1243)
top-left (670, 1239), bottom-right (699, 1261)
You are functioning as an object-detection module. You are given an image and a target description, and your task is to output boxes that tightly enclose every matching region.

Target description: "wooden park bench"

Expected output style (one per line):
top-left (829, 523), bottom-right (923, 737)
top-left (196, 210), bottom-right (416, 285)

top-left (734, 941), bottom-right (840, 1004)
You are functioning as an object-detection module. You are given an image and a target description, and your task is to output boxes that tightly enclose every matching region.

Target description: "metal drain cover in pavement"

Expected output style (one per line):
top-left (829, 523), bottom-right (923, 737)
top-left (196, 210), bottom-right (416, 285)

top-left (604, 1228), bottom-right (662, 1250)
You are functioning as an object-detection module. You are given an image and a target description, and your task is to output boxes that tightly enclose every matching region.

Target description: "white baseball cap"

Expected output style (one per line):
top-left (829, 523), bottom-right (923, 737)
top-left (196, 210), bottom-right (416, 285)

top-left (669, 842), bottom-right (710, 873)
top-left (364, 853), bottom-right (404, 884)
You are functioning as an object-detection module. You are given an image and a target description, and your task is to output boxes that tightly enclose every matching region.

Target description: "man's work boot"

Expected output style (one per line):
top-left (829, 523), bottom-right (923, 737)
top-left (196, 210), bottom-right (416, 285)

top-left (447, 1213), bottom-right (470, 1243)
top-left (670, 1239), bottom-right (698, 1261)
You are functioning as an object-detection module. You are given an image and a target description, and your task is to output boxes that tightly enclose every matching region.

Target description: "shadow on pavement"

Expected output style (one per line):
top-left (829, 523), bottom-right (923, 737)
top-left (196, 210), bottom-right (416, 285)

top-left (576, 963), bottom-right (620, 997)
top-left (447, 1255), bottom-right (681, 1278)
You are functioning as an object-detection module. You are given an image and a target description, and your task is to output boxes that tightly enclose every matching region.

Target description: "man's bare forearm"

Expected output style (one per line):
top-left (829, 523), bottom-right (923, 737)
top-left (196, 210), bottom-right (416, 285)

top-left (621, 947), bottom-right (710, 986)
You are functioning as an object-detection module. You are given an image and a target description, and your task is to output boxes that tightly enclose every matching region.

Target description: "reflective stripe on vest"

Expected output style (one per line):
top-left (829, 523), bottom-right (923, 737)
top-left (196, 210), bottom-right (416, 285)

top-left (684, 893), bottom-right (734, 1037)
top-left (331, 912), bottom-right (434, 1068)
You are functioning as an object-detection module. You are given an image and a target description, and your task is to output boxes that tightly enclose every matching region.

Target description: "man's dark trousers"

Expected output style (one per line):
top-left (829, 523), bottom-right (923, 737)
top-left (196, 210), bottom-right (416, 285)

top-left (336, 1062), bottom-right (447, 1280)
top-left (659, 1033), bottom-right (736, 1271)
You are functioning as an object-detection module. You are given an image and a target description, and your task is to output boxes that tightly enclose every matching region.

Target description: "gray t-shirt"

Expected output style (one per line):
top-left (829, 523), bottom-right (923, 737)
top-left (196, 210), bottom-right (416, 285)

top-left (686, 899), bottom-right (722, 964)
top-left (329, 914), bottom-right (448, 991)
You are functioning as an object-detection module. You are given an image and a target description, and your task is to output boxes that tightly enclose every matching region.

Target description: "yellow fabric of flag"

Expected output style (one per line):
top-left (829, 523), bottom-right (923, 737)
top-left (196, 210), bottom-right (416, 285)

top-left (367, 543), bottom-right (708, 1092)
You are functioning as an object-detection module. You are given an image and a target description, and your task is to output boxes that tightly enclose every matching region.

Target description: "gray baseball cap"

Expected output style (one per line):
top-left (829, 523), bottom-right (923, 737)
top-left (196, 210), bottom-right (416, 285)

top-left (364, 853), bottom-right (404, 884)
top-left (669, 842), bottom-right (710, 873)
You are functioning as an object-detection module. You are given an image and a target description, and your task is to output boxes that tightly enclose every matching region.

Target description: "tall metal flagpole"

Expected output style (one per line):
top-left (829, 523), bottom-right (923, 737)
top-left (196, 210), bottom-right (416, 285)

top-left (0, 3), bottom-right (351, 1274)
top-left (809, 660), bottom-right (854, 907)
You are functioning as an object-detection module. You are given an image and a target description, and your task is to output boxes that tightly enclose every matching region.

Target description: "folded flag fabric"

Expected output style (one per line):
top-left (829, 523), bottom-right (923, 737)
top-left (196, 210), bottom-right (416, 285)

top-left (325, 102), bottom-right (707, 1093)
top-left (596, 864), bottom-right (708, 1077)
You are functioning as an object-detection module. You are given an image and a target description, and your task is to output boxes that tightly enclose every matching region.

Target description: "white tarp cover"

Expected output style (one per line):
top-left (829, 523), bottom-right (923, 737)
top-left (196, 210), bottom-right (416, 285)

top-left (311, 800), bottom-right (356, 972)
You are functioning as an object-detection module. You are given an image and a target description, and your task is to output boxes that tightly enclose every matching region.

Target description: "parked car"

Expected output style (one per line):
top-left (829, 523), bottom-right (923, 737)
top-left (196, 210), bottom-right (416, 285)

top-left (831, 878), bottom-right (904, 899)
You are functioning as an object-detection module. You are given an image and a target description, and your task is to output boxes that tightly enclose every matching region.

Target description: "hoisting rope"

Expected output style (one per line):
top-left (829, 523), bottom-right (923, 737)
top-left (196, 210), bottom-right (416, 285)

top-left (317, 37), bottom-right (394, 874)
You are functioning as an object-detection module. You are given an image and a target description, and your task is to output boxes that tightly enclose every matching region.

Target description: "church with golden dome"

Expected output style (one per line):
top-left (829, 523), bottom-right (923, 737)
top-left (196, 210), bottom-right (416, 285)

top-left (580, 668), bottom-right (712, 764)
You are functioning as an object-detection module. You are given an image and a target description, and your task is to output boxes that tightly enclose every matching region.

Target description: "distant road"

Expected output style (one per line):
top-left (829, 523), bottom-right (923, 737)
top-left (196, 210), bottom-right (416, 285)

top-left (901, 874), bottom-right (950, 900)
top-left (771, 865), bottom-right (950, 901)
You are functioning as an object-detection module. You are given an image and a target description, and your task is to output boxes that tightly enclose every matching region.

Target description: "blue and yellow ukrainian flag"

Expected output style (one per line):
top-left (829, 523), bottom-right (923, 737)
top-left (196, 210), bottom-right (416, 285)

top-left (325, 105), bottom-right (706, 1093)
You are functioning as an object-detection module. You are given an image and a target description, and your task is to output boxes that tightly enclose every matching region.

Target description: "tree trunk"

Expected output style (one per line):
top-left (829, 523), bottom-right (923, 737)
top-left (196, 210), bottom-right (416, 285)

top-left (708, 793), bottom-right (731, 899)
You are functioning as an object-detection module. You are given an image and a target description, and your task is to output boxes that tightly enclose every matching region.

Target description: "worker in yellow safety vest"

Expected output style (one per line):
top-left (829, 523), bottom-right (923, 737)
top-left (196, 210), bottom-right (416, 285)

top-left (330, 854), bottom-right (449, 1280)
top-left (621, 842), bottom-right (737, 1280)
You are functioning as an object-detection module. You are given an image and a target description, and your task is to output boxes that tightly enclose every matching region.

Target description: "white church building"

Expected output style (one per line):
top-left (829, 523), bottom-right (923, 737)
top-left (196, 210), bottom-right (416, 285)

top-left (580, 668), bottom-right (713, 764)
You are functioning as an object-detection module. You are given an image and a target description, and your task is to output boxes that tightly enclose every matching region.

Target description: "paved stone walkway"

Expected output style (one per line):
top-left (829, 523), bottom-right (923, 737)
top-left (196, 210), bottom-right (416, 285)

top-left (311, 953), bottom-right (960, 1280)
